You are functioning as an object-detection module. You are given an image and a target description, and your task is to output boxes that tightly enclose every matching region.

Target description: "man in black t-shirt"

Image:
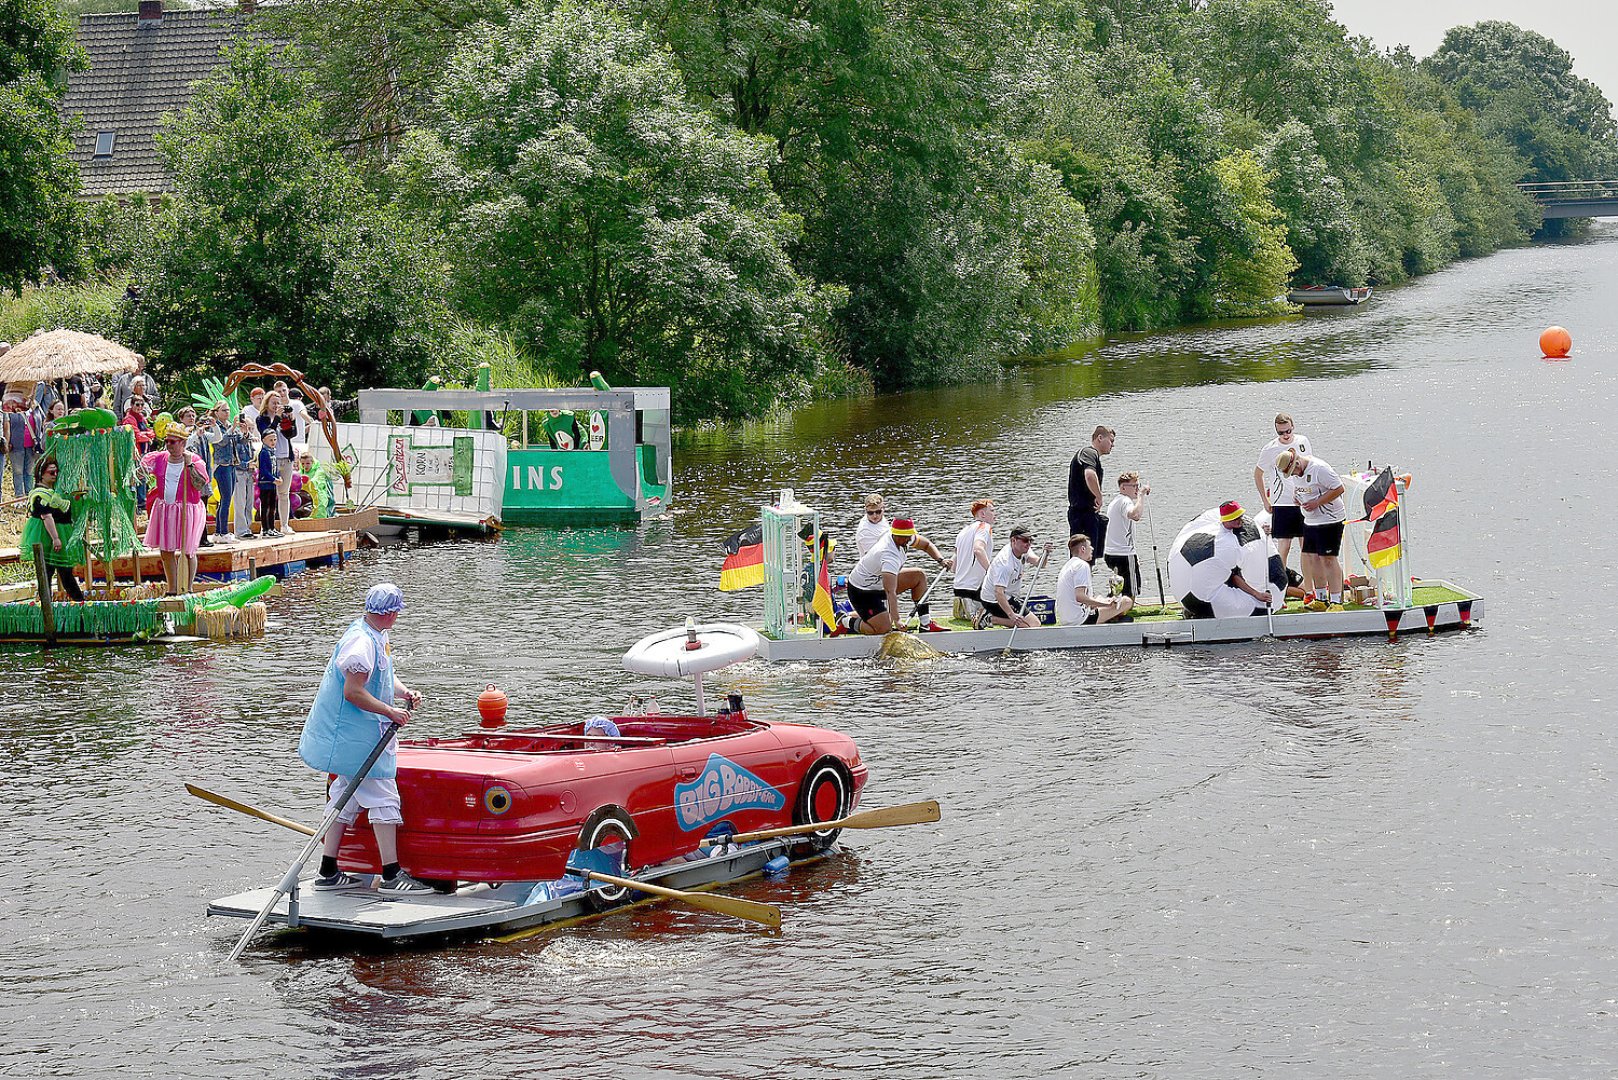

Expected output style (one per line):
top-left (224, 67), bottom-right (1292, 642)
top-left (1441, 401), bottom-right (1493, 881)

top-left (1066, 425), bottom-right (1115, 562)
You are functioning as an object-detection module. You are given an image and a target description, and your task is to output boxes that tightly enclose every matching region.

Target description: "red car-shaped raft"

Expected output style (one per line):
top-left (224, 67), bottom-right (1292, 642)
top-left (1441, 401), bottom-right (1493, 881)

top-left (334, 623), bottom-right (867, 889)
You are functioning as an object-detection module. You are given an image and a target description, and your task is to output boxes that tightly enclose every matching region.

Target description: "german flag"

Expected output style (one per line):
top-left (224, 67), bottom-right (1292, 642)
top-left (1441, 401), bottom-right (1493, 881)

top-left (719, 523), bottom-right (765, 591)
top-left (811, 558), bottom-right (836, 627)
top-left (1363, 467), bottom-right (1402, 570)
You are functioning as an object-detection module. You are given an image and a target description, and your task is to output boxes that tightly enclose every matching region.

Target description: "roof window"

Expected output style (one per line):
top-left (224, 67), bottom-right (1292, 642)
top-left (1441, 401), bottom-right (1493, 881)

top-left (94, 131), bottom-right (117, 158)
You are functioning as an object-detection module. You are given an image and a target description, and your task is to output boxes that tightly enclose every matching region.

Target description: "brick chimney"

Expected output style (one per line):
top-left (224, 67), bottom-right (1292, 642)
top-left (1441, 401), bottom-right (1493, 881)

top-left (137, 0), bottom-right (162, 27)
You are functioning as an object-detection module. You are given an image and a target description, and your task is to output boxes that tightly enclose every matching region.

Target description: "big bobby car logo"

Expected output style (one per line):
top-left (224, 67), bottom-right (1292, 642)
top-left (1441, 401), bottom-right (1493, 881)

top-left (675, 754), bottom-right (785, 830)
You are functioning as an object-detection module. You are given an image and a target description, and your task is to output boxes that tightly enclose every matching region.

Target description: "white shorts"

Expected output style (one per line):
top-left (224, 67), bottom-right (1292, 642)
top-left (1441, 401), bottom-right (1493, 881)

top-left (327, 775), bottom-right (403, 826)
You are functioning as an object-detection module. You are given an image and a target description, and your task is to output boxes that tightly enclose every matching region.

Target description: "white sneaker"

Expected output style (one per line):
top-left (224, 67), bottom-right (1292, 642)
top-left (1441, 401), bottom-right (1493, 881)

top-left (376, 872), bottom-right (437, 898)
top-left (311, 870), bottom-right (369, 892)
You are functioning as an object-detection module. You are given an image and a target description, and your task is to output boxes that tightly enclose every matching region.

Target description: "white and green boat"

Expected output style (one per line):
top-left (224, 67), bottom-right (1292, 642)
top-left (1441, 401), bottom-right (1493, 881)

top-left (354, 384), bottom-right (672, 526)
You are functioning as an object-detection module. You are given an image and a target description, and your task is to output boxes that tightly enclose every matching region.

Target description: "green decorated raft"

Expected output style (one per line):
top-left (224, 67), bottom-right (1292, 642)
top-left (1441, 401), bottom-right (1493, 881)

top-left (0, 575), bottom-right (275, 644)
top-left (5, 417), bottom-right (275, 645)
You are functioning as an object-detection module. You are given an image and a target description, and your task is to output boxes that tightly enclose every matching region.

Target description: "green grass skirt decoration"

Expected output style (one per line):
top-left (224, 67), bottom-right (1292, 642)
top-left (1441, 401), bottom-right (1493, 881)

top-left (45, 427), bottom-right (141, 569)
top-left (0, 598), bottom-right (165, 639)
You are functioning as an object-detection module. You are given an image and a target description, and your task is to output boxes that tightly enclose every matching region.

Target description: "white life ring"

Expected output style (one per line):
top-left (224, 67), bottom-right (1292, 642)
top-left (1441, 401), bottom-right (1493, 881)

top-left (622, 621), bottom-right (761, 677)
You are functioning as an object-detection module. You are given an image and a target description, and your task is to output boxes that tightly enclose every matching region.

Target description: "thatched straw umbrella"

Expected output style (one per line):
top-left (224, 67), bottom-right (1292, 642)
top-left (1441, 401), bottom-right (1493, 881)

top-left (0, 329), bottom-right (142, 384)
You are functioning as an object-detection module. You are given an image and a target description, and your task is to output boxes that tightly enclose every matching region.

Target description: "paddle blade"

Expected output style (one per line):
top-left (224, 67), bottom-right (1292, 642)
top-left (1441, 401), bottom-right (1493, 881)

top-left (715, 799), bottom-right (944, 845)
top-left (679, 891), bottom-right (782, 930)
top-left (877, 632), bottom-right (942, 661)
top-left (584, 870), bottom-right (781, 929)
top-left (838, 799), bottom-right (942, 831)
top-left (186, 783), bottom-right (316, 837)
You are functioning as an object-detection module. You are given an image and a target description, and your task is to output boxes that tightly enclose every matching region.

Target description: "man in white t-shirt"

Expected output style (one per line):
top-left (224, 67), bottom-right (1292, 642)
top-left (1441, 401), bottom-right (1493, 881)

top-left (1253, 413), bottom-right (1312, 592)
top-left (977, 525), bottom-right (1051, 629)
top-left (854, 493), bottom-right (889, 557)
top-left (952, 498), bottom-right (996, 620)
top-left (1103, 472), bottom-right (1149, 599)
top-left (1276, 448), bottom-right (1346, 609)
top-left (1057, 534), bottom-right (1133, 625)
top-left (833, 517), bottom-right (953, 636)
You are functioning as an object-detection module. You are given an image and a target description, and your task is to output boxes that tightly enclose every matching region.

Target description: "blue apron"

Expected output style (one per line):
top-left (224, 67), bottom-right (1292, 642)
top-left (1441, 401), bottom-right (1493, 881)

top-left (298, 617), bottom-right (398, 779)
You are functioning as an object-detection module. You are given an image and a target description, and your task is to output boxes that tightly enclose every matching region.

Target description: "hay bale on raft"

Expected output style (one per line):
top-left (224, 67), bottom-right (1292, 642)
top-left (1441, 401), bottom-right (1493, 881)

top-left (191, 602), bottom-right (267, 641)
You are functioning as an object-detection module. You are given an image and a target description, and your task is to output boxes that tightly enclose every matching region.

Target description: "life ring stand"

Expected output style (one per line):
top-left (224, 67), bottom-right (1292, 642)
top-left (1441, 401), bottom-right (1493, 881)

top-left (622, 618), bottom-right (761, 715)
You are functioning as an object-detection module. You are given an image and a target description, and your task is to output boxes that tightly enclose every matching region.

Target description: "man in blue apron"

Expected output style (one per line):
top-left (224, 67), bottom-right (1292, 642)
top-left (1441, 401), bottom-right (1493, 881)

top-left (298, 583), bottom-right (434, 896)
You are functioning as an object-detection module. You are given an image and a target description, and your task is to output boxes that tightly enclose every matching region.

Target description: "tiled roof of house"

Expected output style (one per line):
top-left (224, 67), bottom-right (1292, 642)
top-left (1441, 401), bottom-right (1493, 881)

top-left (59, 7), bottom-right (248, 198)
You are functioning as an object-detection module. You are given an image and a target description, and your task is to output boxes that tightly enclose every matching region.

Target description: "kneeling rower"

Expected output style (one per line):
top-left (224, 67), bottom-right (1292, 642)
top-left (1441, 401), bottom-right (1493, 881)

top-left (977, 525), bottom-right (1051, 629)
top-left (833, 517), bottom-right (952, 636)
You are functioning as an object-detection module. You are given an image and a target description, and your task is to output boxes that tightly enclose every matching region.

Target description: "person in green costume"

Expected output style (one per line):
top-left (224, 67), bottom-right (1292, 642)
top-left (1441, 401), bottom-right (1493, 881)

top-left (21, 456), bottom-right (85, 601)
top-left (543, 409), bottom-right (579, 450)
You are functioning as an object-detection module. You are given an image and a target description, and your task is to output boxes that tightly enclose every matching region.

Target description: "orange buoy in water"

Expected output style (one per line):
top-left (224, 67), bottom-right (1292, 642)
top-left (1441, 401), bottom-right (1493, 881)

top-left (1540, 326), bottom-right (1572, 358)
top-left (477, 683), bottom-right (508, 728)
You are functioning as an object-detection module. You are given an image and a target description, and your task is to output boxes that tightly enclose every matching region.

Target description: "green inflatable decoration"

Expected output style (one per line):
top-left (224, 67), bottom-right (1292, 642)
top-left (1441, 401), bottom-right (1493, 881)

top-left (50, 408), bottom-right (118, 434)
top-left (192, 575), bottom-right (276, 613)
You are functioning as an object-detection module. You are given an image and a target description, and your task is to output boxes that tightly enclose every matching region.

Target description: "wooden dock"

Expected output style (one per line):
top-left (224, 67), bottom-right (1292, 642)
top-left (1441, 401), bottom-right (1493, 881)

top-left (1, 526), bottom-right (361, 584)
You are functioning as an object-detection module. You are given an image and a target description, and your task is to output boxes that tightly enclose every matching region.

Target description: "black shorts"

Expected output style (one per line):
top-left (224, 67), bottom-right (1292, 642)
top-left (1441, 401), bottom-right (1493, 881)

top-left (1067, 506), bottom-right (1106, 556)
top-left (847, 583), bottom-right (888, 622)
top-left (1270, 505), bottom-right (1305, 539)
top-left (979, 595), bottom-right (1011, 621)
top-left (1302, 521), bottom-right (1345, 557)
top-left (952, 586), bottom-right (982, 603)
top-left (1180, 593), bottom-right (1214, 620)
top-left (1103, 554), bottom-right (1138, 598)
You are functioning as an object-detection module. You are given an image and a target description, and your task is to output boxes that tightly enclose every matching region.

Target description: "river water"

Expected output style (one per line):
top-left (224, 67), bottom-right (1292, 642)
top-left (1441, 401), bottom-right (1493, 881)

top-left (6, 225), bottom-right (1618, 1078)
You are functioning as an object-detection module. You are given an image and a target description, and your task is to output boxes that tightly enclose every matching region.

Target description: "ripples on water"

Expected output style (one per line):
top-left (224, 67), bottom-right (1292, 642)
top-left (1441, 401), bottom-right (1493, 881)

top-left (8, 227), bottom-right (1618, 1077)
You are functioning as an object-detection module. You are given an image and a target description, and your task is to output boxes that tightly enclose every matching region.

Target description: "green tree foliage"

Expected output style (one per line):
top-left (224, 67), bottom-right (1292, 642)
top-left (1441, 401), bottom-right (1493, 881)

top-left (1205, 151), bottom-right (1295, 316)
top-left (129, 45), bottom-right (447, 395)
top-left (263, 0), bottom-right (508, 159)
top-left (1425, 21), bottom-right (1618, 182)
top-left (402, 2), bottom-right (843, 419)
top-left (1258, 121), bottom-right (1368, 285)
top-left (628, 0), bottom-right (1099, 387)
top-left (45, 0), bottom-right (1606, 416)
top-left (78, 194), bottom-right (168, 282)
top-left (0, 0), bottom-right (85, 293)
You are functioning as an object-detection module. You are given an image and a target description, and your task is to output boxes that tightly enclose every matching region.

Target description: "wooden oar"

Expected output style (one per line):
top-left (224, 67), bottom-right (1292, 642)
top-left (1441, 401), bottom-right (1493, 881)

top-left (701, 799), bottom-right (942, 846)
top-left (228, 719), bottom-right (401, 961)
top-left (190, 779), bottom-right (783, 930)
top-left (571, 869), bottom-right (781, 930)
top-left (1001, 542), bottom-right (1054, 657)
top-left (186, 783), bottom-right (316, 836)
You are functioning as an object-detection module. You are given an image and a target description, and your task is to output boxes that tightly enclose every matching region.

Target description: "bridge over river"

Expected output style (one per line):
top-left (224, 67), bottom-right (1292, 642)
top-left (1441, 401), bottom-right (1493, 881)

top-left (1520, 180), bottom-right (1618, 218)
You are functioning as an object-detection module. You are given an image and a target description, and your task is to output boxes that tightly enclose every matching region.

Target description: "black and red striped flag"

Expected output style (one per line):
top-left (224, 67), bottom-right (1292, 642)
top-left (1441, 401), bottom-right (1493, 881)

top-left (719, 523), bottom-right (765, 591)
top-left (1363, 467), bottom-right (1402, 570)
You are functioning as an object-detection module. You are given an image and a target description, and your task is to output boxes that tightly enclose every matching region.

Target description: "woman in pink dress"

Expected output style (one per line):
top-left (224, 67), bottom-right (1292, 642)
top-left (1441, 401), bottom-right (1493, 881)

top-left (142, 424), bottom-right (210, 595)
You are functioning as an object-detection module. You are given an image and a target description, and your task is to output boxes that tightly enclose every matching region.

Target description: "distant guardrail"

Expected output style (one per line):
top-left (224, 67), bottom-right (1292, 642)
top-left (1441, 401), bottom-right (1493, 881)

top-left (1517, 180), bottom-right (1618, 218)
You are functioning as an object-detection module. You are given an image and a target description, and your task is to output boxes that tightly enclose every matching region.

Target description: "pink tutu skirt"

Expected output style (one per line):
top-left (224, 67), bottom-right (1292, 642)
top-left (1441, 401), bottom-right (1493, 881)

top-left (145, 499), bottom-right (206, 555)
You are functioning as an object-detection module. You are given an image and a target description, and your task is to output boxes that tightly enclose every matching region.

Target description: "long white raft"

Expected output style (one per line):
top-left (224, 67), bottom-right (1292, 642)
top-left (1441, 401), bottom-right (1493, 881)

top-left (209, 836), bottom-right (806, 941)
top-left (755, 579), bottom-right (1483, 662)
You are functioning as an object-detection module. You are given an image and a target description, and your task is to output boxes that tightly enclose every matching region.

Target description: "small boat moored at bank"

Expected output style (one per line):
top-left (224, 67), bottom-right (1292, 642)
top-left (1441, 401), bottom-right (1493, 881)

top-left (1287, 285), bottom-right (1373, 306)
